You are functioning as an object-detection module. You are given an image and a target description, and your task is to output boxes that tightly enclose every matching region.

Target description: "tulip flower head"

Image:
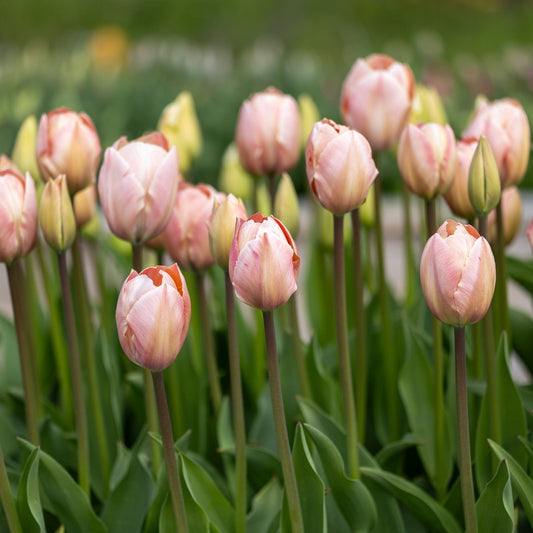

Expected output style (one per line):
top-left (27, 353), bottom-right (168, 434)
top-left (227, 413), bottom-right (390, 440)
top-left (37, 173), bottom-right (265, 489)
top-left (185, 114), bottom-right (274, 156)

top-left (487, 186), bottom-right (522, 246)
top-left (229, 214), bottom-right (300, 310)
top-left (306, 119), bottom-right (378, 215)
top-left (116, 264), bottom-right (191, 371)
top-left (420, 220), bottom-right (495, 326)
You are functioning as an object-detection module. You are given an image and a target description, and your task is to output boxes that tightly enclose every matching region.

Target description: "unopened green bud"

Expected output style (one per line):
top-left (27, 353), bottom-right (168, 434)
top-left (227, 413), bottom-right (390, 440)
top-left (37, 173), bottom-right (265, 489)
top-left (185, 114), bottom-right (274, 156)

top-left (274, 173), bottom-right (300, 238)
top-left (298, 93), bottom-right (320, 149)
top-left (12, 115), bottom-right (40, 181)
top-left (359, 183), bottom-right (375, 229)
top-left (219, 143), bottom-right (253, 201)
top-left (257, 181), bottom-right (271, 216)
top-left (39, 174), bottom-right (76, 252)
top-left (409, 85), bottom-right (447, 125)
top-left (468, 136), bottom-right (501, 216)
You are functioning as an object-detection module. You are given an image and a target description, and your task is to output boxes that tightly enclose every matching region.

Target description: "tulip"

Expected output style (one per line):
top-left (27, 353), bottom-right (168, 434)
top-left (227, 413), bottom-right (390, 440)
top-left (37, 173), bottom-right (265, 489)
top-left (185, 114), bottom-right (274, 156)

top-left (73, 184), bottom-right (97, 228)
top-left (162, 182), bottom-right (223, 271)
top-left (298, 93), bottom-right (320, 149)
top-left (0, 170), bottom-right (38, 264)
top-left (218, 143), bottom-right (253, 201)
top-left (116, 264), bottom-right (191, 371)
top-left (12, 115), bottom-right (41, 181)
top-left (229, 214), bottom-right (300, 310)
top-left (273, 173), bottom-right (300, 238)
top-left (409, 84), bottom-right (447, 125)
top-left (98, 133), bottom-right (180, 244)
top-left (527, 218), bottom-right (533, 252)
top-left (235, 87), bottom-right (301, 176)
top-left (487, 186), bottom-right (522, 246)
top-left (462, 98), bottom-right (530, 188)
top-left (306, 119), bottom-right (378, 215)
top-left (340, 54), bottom-right (415, 152)
top-left (397, 122), bottom-right (457, 200)
top-left (0, 155), bottom-right (23, 176)
top-left (420, 220), bottom-right (495, 326)
top-left (36, 108), bottom-right (101, 194)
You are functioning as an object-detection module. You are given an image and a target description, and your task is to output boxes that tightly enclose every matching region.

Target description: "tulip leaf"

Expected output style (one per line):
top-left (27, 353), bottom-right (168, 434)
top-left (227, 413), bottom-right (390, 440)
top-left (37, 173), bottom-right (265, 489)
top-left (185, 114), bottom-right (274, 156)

top-left (0, 312), bottom-right (22, 391)
top-left (16, 448), bottom-right (46, 533)
top-left (159, 481), bottom-right (209, 533)
top-left (506, 256), bottom-right (533, 296)
top-left (475, 332), bottom-right (527, 492)
top-left (246, 478), bottom-right (282, 533)
top-left (509, 307), bottom-right (533, 376)
top-left (475, 459), bottom-right (514, 533)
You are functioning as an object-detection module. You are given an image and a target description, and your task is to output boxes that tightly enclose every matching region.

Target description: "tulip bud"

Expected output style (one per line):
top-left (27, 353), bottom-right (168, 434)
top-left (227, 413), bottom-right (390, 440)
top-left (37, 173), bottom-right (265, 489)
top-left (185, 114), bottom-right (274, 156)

top-left (229, 214), bottom-right (300, 310)
top-left (257, 181), bottom-right (271, 216)
top-left (208, 194), bottom-right (247, 269)
top-left (274, 173), bottom-right (300, 238)
top-left (0, 170), bottom-right (38, 264)
top-left (73, 184), bottom-right (97, 228)
top-left (420, 220), bottom-right (495, 326)
top-left (468, 136), bottom-right (501, 216)
top-left (158, 91), bottom-right (203, 174)
top-left (397, 122), bottom-right (457, 200)
top-left (0, 155), bottom-right (23, 176)
top-left (218, 143), bottom-right (253, 201)
top-left (116, 264), bottom-right (191, 371)
top-left (39, 175), bottom-right (76, 252)
top-left (306, 118), bottom-right (378, 215)
top-left (298, 93), bottom-right (320, 149)
top-left (487, 186), bottom-right (522, 246)
top-left (359, 183), bottom-right (375, 229)
top-left (527, 218), bottom-right (533, 253)
top-left (409, 85), bottom-right (447, 125)
top-left (12, 115), bottom-right (41, 181)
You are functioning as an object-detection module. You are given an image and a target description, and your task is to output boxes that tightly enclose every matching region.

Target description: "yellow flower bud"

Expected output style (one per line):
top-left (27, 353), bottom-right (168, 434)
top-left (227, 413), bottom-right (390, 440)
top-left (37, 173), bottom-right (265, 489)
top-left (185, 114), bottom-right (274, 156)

top-left (298, 93), bottom-right (320, 149)
top-left (218, 143), bottom-right (253, 201)
top-left (409, 85), bottom-right (447, 125)
top-left (274, 173), bottom-right (300, 238)
top-left (11, 115), bottom-right (41, 181)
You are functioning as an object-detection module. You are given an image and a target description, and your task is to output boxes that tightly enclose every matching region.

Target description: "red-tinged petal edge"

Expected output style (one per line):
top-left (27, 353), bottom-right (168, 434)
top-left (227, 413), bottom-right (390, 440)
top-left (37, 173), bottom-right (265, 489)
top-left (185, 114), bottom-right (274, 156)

top-left (141, 264), bottom-right (183, 294)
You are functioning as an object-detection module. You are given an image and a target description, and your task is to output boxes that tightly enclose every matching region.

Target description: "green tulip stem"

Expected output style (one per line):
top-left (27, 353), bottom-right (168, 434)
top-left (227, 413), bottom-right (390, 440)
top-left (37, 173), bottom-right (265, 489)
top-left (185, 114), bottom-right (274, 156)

top-left (224, 272), bottom-right (247, 533)
top-left (425, 198), bottom-right (446, 501)
top-left (402, 184), bottom-right (416, 306)
top-left (350, 209), bottom-right (367, 443)
top-left (195, 272), bottom-right (222, 415)
top-left (262, 310), bottom-right (304, 533)
top-left (57, 252), bottom-right (90, 495)
top-left (454, 326), bottom-right (478, 533)
top-left (0, 444), bottom-right (22, 533)
top-left (495, 200), bottom-right (510, 343)
top-left (6, 260), bottom-right (39, 445)
top-left (152, 371), bottom-right (189, 533)
top-left (333, 214), bottom-right (360, 478)
top-left (288, 294), bottom-right (312, 400)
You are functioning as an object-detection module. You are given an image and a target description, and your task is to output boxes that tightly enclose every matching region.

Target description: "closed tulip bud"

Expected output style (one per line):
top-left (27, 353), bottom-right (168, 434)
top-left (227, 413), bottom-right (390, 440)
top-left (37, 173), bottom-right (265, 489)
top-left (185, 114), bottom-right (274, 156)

top-left (487, 186), bottom-right (522, 246)
top-left (274, 173), bottom-right (300, 238)
top-left (12, 115), bottom-right (41, 181)
top-left (306, 118), bottom-right (378, 215)
top-left (0, 170), bottom-right (38, 264)
top-left (359, 183), bottom-right (375, 229)
top-left (398, 122), bottom-right (457, 199)
top-left (158, 91), bottom-right (202, 174)
top-left (462, 98), bottom-right (530, 188)
top-left (527, 218), bottom-right (533, 253)
top-left (229, 214), bottom-right (300, 310)
top-left (98, 133), bottom-right (180, 244)
top-left (298, 93), bottom-right (320, 149)
top-left (235, 87), bottom-right (301, 176)
top-left (116, 264), bottom-right (191, 371)
top-left (219, 143), bottom-right (253, 201)
top-left (468, 136), bottom-right (501, 216)
top-left (421, 220), bottom-right (495, 326)
top-left (340, 54), bottom-right (415, 152)
top-left (36, 107), bottom-right (101, 194)
top-left (409, 85), bottom-right (447, 125)
top-left (208, 194), bottom-right (247, 269)
top-left (73, 184), bottom-right (97, 228)
top-left (39, 174), bottom-right (76, 252)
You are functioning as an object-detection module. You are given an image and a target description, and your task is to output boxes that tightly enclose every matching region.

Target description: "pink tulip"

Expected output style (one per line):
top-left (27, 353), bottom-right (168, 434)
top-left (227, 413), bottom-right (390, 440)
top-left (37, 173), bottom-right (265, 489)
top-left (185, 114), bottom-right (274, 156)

top-left (98, 133), bottom-right (180, 244)
top-left (229, 214), bottom-right (300, 310)
top-left (36, 107), bottom-right (101, 194)
top-left (116, 264), bottom-right (191, 371)
top-left (0, 170), bottom-right (38, 264)
top-left (235, 87), bottom-right (301, 176)
top-left (487, 186), bottom-right (522, 246)
top-left (162, 182), bottom-right (223, 271)
top-left (397, 122), bottom-right (457, 199)
top-left (527, 218), bottom-right (533, 253)
top-left (0, 155), bottom-right (23, 176)
top-left (462, 98), bottom-right (530, 188)
top-left (340, 54), bottom-right (415, 152)
top-left (420, 220), bottom-right (495, 326)
top-left (306, 118), bottom-right (378, 214)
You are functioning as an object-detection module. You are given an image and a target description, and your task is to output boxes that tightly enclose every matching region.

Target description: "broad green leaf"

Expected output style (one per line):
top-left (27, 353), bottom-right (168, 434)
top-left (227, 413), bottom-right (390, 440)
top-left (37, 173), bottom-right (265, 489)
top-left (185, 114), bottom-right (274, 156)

top-left (0, 313), bottom-right (22, 390)
top-left (488, 439), bottom-right (533, 526)
top-left (246, 478), bottom-right (282, 533)
top-left (303, 424), bottom-right (376, 532)
top-left (509, 308), bottom-right (533, 376)
top-left (18, 439), bottom-right (106, 533)
top-left (16, 448), bottom-right (46, 533)
top-left (518, 436), bottom-right (533, 460)
top-left (475, 460), bottom-right (514, 533)
top-left (374, 436), bottom-right (420, 469)
top-left (360, 467), bottom-right (461, 533)
top-left (506, 256), bottom-right (533, 295)
top-left (159, 481), bottom-right (209, 533)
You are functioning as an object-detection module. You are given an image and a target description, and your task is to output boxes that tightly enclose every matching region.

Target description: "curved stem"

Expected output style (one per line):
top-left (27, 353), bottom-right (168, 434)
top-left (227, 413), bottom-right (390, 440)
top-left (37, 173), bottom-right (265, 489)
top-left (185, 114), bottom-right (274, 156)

top-left (287, 295), bottom-right (311, 400)
top-left (0, 445), bottom-right (22, 533)
top-left (334, 215), bottom-right (360, 478)
top-left (262, 310), bottom-right (304, 533)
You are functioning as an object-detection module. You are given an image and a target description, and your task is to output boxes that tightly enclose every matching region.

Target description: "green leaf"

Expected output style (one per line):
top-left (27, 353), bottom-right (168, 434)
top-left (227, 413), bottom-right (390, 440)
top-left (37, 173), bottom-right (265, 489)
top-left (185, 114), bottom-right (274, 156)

top-left (360, 467), bottom-right (462, 533)
top-left (475, 460), bottom-right (514, 533)
top-left (506, 256), bottom-right (533, 296)
top-left (488, 439), bottom-right (533, 526)
top-left (16, 448), bottom-right (46, 533)
top-left (246, 478), bottom-right (282, 533)
top-left (18, 439), bottom-right (107, 533)
top-left (509, 308), bottom-right (533, 376)
top-left (374, 436), bottom-right (420, 470)
top-left (303, 424), bottom-right (376, 532)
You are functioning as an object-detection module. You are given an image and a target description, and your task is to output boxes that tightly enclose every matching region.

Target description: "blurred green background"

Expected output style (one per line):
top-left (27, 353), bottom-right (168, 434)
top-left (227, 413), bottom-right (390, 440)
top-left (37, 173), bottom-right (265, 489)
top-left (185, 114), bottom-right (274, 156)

top-left (2, 0), bottom-right (533, 189)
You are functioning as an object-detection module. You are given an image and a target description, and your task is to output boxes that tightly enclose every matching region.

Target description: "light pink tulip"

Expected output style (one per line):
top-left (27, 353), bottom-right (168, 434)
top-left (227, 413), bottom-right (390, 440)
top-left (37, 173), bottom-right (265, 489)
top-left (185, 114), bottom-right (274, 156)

top-left (487, 186), bottom-right (522, 246)
top-left (398, 122), bottom-right (457, 199)
top-left (340, 54), bottom-right (415, 152)
top-left (36, 107), bottom-right (101, 194)
top-left (116, 264), bottom-right (191, 371)
top-left (0, 170), bottom-right (38, 264)
top-left (98, 133), bottom-right (180, 244)
top-left (306, 118), bottom-right (378, 215)
top-left (235, 87), bottom-right (301, 176)
top-left (462, 98), bottom-right (530, 188)
top-left (162, 182), bottom-right (223, 271)
top-left (0, 155), bottom-right (23, 176)
top-left (420, 220), bottom-right (495, 326)
top-left (527, 218), bottom-right (533, 253)
top-left (229, 214), bottom-right (300, 310)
